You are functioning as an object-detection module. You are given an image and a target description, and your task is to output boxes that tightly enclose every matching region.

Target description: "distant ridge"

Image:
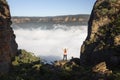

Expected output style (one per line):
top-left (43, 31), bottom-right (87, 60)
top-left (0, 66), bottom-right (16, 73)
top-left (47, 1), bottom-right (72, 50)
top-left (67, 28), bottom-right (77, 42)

top-left (12, 14), bottom-right (89, 18)
top-left (11, 14), bottom-right (89, 25)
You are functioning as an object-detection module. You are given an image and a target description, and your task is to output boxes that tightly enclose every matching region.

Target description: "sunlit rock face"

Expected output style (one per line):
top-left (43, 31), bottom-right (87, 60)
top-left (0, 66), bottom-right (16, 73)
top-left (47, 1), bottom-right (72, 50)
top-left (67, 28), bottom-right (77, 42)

top-left (80, 0), bottom-right (120, 68)
top-left (0, 0), bottom-right (18, 74)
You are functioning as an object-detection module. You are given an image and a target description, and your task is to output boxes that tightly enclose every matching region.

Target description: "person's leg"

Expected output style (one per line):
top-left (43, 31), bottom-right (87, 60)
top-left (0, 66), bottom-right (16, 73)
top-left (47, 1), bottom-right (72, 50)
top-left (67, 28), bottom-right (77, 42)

top-left (64, 55), bottom-right (67, 61)
top-left (63, 55), bottom-right (65, 60)
top-left (66, 55), bottom-right (67, 60)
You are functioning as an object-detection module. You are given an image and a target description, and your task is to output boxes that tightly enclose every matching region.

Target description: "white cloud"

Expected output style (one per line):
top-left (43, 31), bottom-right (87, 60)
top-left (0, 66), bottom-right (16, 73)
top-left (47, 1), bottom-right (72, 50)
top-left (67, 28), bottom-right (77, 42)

top-left (14, 25), bottom-right (87, 62)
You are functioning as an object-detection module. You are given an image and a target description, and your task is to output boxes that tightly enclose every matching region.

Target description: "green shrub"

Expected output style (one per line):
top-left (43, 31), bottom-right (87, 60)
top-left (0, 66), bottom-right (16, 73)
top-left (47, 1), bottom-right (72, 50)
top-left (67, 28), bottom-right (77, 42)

top-left (101, 8), bottom-right (109, 15)
top-left (12, 49), bottom-right (40, 66)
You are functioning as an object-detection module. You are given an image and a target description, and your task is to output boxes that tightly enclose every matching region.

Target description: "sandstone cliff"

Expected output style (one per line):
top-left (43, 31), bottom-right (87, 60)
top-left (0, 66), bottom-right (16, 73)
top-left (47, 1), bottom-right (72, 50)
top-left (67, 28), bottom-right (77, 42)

top-left (11, 15), bottom-right (89, 25)
top-left (0, 0), bottom-right (18, 74)
top-left (80, 0), bottom-right (120, 68)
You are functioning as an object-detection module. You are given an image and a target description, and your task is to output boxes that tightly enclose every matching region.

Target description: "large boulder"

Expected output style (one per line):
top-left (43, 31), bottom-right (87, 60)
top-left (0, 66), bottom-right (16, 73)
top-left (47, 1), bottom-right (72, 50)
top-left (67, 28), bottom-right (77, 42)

top-left (0, 0), bottom-right (18, 74)
top-left (80, 0), bottom-right (120, 68)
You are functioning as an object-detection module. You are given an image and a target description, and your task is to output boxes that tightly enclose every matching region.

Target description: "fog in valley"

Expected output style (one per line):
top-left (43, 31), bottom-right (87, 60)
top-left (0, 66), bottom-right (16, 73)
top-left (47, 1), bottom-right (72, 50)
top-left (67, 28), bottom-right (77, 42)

top-left (12, 22), bottom-right (87, 62)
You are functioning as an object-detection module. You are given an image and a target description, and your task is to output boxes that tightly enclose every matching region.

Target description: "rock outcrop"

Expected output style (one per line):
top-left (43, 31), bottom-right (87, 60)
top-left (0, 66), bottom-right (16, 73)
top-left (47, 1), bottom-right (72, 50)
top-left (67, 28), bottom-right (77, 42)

top-left (80, 0), bottom-right (120, 68)
top-left (92, 62), bottom-right (112, 74)
top-left (0, 0), bottom-right (18, 74)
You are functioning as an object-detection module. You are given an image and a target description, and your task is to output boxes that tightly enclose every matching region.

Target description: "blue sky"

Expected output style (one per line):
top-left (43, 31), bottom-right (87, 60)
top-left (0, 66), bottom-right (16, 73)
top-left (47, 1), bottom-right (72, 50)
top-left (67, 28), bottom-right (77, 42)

top-left (7, 0), bottom-right (96, 17)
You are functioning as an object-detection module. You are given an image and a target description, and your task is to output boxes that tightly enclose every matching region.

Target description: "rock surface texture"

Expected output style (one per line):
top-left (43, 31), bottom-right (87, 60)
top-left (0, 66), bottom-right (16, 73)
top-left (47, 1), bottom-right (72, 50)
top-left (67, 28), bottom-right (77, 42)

top-left (0, 0), bottom-right (18, 74)
top-left (80, 0), bottom-right (120, 68)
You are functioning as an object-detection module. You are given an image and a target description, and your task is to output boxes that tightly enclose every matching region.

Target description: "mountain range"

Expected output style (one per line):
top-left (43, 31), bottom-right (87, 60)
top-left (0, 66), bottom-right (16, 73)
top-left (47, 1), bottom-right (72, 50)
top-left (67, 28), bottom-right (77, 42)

top-left (12, 14), bottom-right (89, 23)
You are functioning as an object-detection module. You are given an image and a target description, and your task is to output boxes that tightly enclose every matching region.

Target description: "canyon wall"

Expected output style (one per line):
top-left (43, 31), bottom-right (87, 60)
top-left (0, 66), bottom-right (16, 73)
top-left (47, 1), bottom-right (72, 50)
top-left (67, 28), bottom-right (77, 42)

top-left (80, 0), bottom-right (120, 68)
top-left (0, 0), bottom-right (18, 74)
top-left (11, 15), bottom-right (89, 25)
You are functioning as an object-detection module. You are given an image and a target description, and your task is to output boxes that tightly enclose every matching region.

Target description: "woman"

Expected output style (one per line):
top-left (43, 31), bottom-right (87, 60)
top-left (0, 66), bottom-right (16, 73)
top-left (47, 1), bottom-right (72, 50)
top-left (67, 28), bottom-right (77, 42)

top-left (63, 48), bottom-right (67, 61)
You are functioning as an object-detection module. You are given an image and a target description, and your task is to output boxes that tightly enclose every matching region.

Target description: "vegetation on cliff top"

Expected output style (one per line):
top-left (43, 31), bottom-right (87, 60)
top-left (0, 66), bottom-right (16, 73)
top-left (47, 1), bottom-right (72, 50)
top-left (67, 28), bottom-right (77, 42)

top-left (95, 0), bottom-right (118, 17)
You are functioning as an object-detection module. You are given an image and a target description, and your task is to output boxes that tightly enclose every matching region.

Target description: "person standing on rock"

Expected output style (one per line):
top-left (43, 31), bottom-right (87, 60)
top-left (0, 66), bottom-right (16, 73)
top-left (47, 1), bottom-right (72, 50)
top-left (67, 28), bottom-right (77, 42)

top-left (63, 48), bottom-right (68, 61)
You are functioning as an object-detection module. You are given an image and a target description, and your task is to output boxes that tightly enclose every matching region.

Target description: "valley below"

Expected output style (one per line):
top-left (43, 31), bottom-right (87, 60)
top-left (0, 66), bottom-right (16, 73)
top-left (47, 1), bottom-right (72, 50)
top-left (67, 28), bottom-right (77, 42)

top-left (11, 14), bottom-right (89, 62)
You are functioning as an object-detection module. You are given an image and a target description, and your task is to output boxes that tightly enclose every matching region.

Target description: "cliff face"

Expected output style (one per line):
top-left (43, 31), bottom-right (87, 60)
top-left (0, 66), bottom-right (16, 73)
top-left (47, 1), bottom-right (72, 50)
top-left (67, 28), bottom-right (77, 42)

top-left (0, 0), bottom-right (18, 74)
top-left (80, 0), bottom-right (120, 68)
top-left (11, 15), bottom-right (89, 25)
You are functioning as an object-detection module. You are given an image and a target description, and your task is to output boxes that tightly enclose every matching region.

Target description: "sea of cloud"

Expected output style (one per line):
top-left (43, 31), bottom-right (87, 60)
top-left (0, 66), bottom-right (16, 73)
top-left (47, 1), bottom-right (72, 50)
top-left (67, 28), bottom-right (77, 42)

top-left (13, 25), bottom-right (87, 62)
